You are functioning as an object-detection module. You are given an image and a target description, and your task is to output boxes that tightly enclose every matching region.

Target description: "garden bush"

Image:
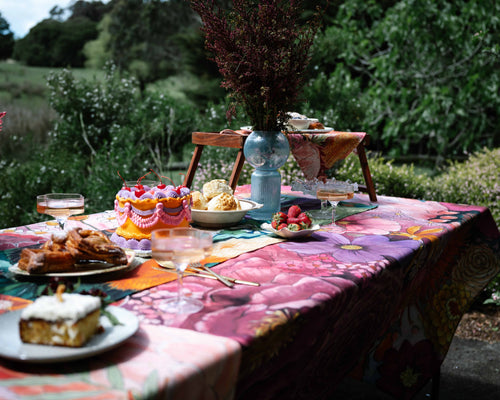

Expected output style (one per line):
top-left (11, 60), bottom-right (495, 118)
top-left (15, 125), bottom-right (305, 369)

top-left (427, 148), bottom-right (500, 220)
top-left (307, 0), bottom-right (500, 162)
top-left (0, 65), bottom-right (199, 227)
top-left (332, 147), bottom-right (500, 224)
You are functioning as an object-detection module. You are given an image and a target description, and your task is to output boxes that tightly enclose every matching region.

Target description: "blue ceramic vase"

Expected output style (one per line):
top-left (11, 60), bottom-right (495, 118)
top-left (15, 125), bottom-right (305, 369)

top-left (243, 130), bottom-right (290, 220)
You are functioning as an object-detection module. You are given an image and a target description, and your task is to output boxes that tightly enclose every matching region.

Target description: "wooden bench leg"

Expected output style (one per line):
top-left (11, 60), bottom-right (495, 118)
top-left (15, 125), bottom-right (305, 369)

top-left (431, 368), bottom-right (440, 400)
top-left (229, 149), bottom-right (246, 191)
top-left (357, 142), bottom-right (377, 202)
top-left (183, 144), bottom-right (204, 189)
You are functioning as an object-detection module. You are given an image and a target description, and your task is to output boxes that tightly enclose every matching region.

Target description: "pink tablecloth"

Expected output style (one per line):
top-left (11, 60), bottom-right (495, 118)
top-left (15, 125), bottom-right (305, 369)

top-left (1, 187), bottom-right (499, 400)
top-left (0, 298), bottom-right (241, 400)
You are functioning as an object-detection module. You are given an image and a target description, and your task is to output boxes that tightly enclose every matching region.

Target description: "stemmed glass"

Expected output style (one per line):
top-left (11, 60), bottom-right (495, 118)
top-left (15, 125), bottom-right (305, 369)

top-left (291, 178), bottom-right (357, 225)
top-left (315, 181), bottom-right (356, 225)
top-left (151, 227), bottom-right (212, 314)
top-left (36, 195), bottom-right (47, 215)
top-left (41, 193), bottom-right (85, 230)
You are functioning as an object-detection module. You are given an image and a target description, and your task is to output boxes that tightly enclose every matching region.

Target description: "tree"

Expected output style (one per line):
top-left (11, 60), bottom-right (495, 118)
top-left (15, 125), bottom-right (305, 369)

top-left (13, 18), bottom-right (98, 67)
top-left (107, 0), bottom-right (199, 90)
top-left (12, 1), bottom-right (112, 67)
top-left (0, 13), bottom-right (14, 59)
top-left (69, 0), bottom-right (115, 22)
top-left (305, 0), bottom-right (500, 162)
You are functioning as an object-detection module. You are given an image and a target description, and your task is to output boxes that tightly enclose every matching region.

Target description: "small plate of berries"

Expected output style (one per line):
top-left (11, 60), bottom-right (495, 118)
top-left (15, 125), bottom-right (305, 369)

top-left (261, 205), bottom-right (320, 239)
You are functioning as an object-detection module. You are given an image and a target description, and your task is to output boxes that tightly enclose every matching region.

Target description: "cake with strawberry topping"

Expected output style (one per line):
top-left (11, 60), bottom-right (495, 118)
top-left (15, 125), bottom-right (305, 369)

top-left (111, 172), bottom-right (192, 251)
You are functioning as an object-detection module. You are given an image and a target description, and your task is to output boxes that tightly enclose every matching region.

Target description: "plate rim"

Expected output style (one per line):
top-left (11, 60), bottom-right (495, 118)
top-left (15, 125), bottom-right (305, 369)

top-left (298, 127), bottom-right (334, 133)
top-left (261, 222), bottom-right (320, 238)
top-left (9, 250), bottom-right (136, 278)
top-left (0, 306), bottom-right (139, 363)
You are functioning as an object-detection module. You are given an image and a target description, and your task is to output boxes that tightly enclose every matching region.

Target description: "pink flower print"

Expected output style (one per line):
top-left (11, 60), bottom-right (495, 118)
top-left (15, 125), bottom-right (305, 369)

top-left (343, 216), bottom-right (401, 235)
top-left (288, 134), bottom-right (322, 179)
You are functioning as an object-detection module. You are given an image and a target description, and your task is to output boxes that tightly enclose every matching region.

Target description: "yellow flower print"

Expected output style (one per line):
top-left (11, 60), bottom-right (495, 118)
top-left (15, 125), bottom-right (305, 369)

top-left (424, 283), bottom-right (471, 351)
top-left (392, 225), bottom-right (443, 241)
top-left (400, 366), bottom-right (420, 388)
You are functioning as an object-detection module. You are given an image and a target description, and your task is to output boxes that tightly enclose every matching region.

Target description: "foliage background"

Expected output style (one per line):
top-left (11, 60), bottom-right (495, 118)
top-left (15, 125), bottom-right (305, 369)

top-left (0, 0), bottom-right (498, 299)
top-left (1, 0), bottom-right (498, 219)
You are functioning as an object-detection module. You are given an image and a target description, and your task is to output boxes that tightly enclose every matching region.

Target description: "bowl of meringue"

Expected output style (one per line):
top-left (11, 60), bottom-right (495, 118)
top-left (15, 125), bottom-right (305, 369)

top-left (190, 179), bottom-right (262, 228)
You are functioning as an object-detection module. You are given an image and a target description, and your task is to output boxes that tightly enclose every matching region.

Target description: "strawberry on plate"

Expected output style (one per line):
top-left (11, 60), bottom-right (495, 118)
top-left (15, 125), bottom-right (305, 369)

top-left (287, 205), bottom-right (301, 218)
top-left (297, 212), bottom-right (312, 228)
top-left (272, 211), bottom-right (288, 224)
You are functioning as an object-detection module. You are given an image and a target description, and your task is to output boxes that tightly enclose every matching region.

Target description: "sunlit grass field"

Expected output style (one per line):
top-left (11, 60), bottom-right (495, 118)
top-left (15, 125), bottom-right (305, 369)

top-left (0, 61), bottom-right (105, 93)
top-left (0, 62), bottom-right (103, 160)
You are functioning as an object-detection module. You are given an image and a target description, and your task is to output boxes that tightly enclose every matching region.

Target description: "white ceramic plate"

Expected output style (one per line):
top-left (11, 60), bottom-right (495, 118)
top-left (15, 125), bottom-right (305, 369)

top-left (191, 199), bottom-right (263, 228)
top-left (240, 126), bottom-right (333, 133)
top-left (9, 250), bottom-right (136, 277)
top-left (261, 223), bottom-right (320, 239)
top-left (128, 249), bottom-right (151, 258)
top-left (0, 306), bottom-right (139, 363)
top-left (299, 127), bottom-right (334, 133)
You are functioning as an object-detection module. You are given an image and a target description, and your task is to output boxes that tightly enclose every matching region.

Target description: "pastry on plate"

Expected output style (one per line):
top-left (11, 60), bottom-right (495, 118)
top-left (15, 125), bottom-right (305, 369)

top-left (66, 228), bottom-right (127, 265)
top-left (18, 228), bottom-right (128, 274)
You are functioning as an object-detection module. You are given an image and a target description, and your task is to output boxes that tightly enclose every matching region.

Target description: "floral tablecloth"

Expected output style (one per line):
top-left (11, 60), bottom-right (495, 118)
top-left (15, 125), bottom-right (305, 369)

top-left (0, 186), bottom-right (499, 400)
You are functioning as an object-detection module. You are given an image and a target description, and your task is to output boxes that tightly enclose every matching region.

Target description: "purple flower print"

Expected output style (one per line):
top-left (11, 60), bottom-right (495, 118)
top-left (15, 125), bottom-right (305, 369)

top-left (281, 232), bottom-right (421, 264)
top-left (331, 234), bottom-right (421, 263)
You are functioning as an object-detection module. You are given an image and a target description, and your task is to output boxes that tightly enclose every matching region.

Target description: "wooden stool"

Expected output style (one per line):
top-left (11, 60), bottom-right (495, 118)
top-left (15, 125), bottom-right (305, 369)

top-left (183, 132), bottom-right (248, 191)
top-left (183, 131), bottom-right (377, 201)
top-left (356, 135), bottom-right (377, 201)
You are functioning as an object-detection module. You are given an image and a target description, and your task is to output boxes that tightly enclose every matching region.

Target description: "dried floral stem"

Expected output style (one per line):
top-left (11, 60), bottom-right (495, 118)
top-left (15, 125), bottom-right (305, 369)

top-left (189, 0), bottom-right (322, 131)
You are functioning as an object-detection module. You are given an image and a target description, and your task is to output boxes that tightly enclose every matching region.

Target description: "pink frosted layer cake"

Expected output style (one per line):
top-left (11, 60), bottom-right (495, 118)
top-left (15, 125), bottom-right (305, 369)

top-left (111, 183), bottom-right (192, 251)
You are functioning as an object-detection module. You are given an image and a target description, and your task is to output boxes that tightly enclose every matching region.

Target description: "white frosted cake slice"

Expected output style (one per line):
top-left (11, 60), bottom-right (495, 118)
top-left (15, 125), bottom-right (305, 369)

top-left (19, 292), bottom-right (101, 347)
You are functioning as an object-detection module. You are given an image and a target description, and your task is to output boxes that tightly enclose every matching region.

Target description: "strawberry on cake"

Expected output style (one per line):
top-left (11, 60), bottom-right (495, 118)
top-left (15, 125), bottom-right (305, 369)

top-left (111, 172), bottom-right (192, 251)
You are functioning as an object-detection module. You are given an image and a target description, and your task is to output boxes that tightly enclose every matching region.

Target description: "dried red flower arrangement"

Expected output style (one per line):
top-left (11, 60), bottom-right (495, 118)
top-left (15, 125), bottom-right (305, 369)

top-left (188, 0), bottom-right (322, 131)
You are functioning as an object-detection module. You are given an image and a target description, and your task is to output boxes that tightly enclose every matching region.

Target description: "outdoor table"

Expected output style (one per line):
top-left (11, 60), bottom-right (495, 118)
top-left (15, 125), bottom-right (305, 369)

top-left (184, 130), bottom-right (377, 201)
top-left (1, 185), bottom-right (499, 400)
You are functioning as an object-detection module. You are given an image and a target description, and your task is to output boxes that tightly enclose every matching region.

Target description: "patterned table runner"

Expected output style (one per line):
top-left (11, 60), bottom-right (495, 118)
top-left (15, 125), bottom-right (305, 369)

top-left (0, 189), bottom-right (376, 303)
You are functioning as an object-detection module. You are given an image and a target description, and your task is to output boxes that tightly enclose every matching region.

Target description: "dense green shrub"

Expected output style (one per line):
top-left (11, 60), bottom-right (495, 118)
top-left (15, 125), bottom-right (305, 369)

top-left (306, 0), bottom-right (500, 162)
top-left (0, 65), bottom-right (199, 227)
top-left (332, 147), bottom-right (500, 225)
top-left (332, 153), bottom-right (431, 200)
top-left (427, 148), bottom-right (500, 222)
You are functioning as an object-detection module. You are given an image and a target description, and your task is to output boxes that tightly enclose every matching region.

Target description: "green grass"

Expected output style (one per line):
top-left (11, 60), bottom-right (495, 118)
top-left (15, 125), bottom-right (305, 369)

top-left (0, 61), bottom-right (106, 161)
top-left (0, 61), bottom-right (105, 107)
top-left (0, 61), bottom-right (105, 86)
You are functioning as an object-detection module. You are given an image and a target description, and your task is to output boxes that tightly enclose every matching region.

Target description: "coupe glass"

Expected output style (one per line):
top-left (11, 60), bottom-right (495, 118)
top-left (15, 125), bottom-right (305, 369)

top-left (315, 181), bottom-right (356, 225)
top-left (291, 178), bottom-right (357, 225)
top-left (36, 195), bottom-right (47, 215)
top-left (43, 193), bottom-right (85, 230)
top-left (151, 228), bottom-right (212, 314)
